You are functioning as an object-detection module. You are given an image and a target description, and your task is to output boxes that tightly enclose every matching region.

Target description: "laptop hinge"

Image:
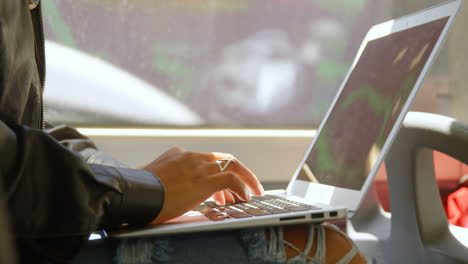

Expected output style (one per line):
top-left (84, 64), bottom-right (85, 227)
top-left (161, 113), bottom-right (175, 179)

top-left (346, 210), bottom-right (356, 218)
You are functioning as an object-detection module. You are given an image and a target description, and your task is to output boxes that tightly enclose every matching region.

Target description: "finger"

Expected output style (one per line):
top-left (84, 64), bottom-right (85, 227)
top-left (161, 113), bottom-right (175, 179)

top-left (212, 191), bottom-right (226, 205)
top-left (204, 160), bottom-right (264, 196)
top-left (223, 190), bottom-right (236, 204)
top-left (199, 152), bottom-right (235, 162)
top-left (230, 159), bottom-right (264, 196)
top-left (218, 159), bottom-right (264, 196)
top-left (201, 161), bottom-right (230, 175)
top-left (207, 171), bottom-right (250, 201)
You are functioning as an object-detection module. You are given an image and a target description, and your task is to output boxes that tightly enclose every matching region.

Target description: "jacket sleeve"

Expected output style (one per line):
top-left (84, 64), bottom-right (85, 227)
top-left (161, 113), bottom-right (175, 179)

top-left (44, 123), bottom-right (130, 168)
top-left (0, 120), bottom-right (165, 238)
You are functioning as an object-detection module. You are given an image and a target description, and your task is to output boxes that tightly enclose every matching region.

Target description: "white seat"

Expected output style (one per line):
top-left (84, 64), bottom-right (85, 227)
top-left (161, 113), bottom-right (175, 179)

top-left (347, 112), bottom-right (468, 263)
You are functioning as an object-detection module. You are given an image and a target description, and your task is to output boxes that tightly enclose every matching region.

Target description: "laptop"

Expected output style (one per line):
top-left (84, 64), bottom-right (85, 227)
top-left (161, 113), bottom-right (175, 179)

top-left (104, 0), bottom-right (462, 239)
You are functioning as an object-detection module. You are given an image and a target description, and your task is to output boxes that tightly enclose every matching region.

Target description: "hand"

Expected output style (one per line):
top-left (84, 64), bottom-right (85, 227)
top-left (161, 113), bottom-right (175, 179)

top-left (138, 147), bottom-right (264, 224)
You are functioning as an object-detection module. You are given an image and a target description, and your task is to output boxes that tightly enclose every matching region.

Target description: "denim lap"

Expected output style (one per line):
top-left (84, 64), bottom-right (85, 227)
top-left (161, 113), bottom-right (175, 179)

top-left (113, 225), bottom-right (320, 264)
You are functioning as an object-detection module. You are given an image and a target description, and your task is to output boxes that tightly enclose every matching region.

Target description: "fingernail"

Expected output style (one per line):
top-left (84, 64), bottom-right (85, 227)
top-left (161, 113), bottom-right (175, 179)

top-left (243, 189), bottom-right (251, 201)
top-left (252, 185), bottom-right (264, 196)
top-left (259, 184), bottom-right (265, 195)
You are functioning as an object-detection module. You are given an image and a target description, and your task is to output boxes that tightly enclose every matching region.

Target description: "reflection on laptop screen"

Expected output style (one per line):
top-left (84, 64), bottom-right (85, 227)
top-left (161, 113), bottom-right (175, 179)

top-left (298, 17), bottom-right (449, 190)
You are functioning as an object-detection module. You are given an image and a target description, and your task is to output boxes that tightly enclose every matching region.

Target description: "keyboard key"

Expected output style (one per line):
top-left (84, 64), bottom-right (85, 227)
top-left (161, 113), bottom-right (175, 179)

top-left (283, 206), bottom-right (311, 212)
top-left (195, 195), bottom-right (323, 221)
top-left (245, 208), bottom-right (271, 216)
top-left (204, 201), bottom-right (218, 208)
top-left (193, 204), bottom-right (212, 214)
top-left (205, 208), bottom-right (230, 221)
top-left (251, 195), bottom-right (275, 201)
top-left (207, 214), bottom-right (229, 221)
top-left (226, 210), bottom-right (252, 218)
top-left (250, 201), bottom-right (289, 214)
top-left (266, 208), bottom-right (290, 214)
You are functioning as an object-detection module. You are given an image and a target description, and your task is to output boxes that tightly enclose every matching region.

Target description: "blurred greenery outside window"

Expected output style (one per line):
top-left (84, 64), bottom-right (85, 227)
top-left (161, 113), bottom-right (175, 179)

top-left (42, 0), bottom-right (463, 128)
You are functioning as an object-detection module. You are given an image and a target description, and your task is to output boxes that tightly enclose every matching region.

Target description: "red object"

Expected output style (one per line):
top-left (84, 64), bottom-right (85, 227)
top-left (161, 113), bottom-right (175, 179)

top-left (447, 187), bottom-right (468, 228)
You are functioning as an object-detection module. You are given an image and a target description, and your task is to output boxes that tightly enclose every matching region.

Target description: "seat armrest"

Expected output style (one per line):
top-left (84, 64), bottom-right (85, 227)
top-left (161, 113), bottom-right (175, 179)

top-left (386, 112), bottom-right (468, 261)
top-left (348, 112), bottom-right (468, 263)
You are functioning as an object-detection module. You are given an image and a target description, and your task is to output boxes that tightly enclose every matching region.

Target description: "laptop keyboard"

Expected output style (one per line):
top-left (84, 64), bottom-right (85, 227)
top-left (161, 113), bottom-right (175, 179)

top-left (194, 195), bottom-right (321, 221)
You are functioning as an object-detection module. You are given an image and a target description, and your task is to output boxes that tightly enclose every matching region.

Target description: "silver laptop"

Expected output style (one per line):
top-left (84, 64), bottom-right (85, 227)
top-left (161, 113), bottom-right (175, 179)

top-left (106, 0), bottom-right (462, 239)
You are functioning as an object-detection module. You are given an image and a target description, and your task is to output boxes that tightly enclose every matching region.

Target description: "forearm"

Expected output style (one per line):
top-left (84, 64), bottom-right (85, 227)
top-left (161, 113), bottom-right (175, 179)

top-left (1, 121), bottom-right (164, 237)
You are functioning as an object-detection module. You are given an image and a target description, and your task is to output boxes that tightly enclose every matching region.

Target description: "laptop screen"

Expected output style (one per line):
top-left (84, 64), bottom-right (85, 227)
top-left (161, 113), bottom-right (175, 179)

top-left (297, 16), bottom-right (449, 191)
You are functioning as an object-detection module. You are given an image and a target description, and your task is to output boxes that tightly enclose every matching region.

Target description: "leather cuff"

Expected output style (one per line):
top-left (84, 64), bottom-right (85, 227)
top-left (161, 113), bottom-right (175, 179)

top-left (89, 164), bottom-right (164, 227)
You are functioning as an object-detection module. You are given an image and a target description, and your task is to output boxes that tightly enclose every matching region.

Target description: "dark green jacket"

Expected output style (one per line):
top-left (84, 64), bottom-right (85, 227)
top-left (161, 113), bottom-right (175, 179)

top-left (0, 1), bottom-right (164, 262)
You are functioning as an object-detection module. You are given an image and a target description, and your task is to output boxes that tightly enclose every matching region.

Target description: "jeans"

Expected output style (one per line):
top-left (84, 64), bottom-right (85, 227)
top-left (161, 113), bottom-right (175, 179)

top-left (74, 224), bottom-right (357, 264)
